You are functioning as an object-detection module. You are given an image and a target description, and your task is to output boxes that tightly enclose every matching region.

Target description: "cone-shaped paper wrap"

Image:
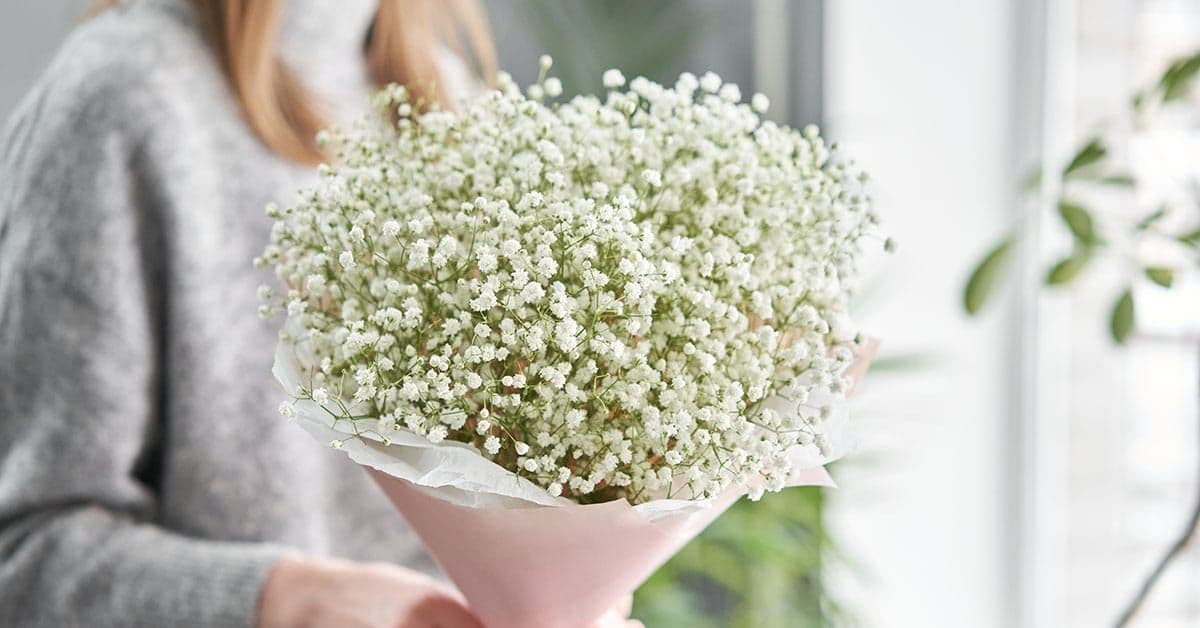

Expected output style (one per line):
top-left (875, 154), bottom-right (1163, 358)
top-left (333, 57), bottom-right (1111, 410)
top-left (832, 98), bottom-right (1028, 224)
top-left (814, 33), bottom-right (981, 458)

top-left (366, 467), bottom-right (833, 628)
top-left (274, 335), bottom-right (866, 628)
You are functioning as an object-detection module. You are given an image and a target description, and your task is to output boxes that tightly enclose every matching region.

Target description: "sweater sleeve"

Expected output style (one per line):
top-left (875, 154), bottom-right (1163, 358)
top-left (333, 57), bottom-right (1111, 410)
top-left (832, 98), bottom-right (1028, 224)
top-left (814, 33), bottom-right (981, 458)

top-left (0, 51), bottom-right (286, 628)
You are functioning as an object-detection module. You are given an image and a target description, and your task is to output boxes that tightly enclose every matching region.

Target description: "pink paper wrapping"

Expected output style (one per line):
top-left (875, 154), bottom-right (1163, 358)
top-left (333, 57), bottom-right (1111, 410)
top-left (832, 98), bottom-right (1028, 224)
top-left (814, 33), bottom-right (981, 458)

top-left (367, 467), bottom-right (834, 628)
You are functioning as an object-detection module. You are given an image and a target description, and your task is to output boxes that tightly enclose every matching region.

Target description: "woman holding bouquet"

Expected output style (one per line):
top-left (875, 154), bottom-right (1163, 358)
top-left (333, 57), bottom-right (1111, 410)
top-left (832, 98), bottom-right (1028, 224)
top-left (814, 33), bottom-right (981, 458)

top-left (0, 1), bottom-right (639, 626)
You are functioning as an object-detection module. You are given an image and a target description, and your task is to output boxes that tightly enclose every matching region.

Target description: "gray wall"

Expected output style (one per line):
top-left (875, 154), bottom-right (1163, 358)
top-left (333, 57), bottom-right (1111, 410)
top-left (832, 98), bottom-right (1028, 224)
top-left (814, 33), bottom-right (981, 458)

top-left (0, 1), bottom-right (89, 123)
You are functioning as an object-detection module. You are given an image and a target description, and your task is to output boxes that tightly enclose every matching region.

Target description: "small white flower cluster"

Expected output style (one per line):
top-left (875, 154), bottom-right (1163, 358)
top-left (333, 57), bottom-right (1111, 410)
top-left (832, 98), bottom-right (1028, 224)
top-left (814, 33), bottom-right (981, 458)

top-left (261, 59), bottom-right (881, 505)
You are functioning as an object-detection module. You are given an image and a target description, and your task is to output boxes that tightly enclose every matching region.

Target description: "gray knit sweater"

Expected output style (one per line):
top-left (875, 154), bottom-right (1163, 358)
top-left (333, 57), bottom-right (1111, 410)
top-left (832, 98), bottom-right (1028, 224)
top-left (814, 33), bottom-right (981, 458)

top-left (0, 1), bottom-right (440, 626)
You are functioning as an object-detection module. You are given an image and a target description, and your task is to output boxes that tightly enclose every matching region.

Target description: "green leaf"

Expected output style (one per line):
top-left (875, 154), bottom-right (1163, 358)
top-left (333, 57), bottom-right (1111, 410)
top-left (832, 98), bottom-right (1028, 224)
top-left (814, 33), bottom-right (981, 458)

top-left (963, 237), bottom-right (1015, 315)
top-left (1177, 228), bottom-right (1200, 247)
top-left (1058, 200), bottom-right (1100, 244)
top-left (1099, 173), bottom-right (1136, 187)
top-left (1132, 90), bottom-right (1147, 110)
top-left (1021, 167), bottom-right (1043, 192)
top-left (1109, 288), bottom-right (1135, 344)
top-left (1045, 251), bottom-right (1092, 285)
top-left (1160, 52), bottom-right (1200, 102)
top-left (1145, 267), bottom-right (1174, 288)
top-left (1135, 206), bottom-right (1167, 231)
top-left (1063, 138), bottom-right (1107, 178)
top-left (867, 353), bottom-right (935, 373)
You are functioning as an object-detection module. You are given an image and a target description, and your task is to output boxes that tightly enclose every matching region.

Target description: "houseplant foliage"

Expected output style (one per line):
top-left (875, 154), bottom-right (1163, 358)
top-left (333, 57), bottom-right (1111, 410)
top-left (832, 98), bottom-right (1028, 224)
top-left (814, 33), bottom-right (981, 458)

top-left (963, 50), bottom-right (1200, 626)
top-left (964, 51), bottom-right (1200, 343)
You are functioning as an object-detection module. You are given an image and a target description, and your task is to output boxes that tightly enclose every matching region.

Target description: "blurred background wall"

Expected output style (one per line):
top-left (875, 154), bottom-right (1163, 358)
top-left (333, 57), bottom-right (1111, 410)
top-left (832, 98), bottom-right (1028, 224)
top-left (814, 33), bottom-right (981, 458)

top-left (821, 0), bottom-right (1026, 624)
top-left (2, 1), bottom-right (1197, 627)
top-left (0, 2), bottom-right (88, 118)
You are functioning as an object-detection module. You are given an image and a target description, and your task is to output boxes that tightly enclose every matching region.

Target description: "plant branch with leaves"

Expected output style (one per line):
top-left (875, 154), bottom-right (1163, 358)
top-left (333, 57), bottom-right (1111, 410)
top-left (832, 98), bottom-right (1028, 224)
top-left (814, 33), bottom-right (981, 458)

top-left (966, 51), bottom-right (1200, 343)
top-left (964, 50), bottom-right (1200, 627)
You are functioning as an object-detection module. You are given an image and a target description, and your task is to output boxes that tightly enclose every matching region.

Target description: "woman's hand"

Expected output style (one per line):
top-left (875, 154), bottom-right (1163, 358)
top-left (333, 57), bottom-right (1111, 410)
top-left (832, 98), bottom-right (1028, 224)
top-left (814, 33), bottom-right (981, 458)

top-left (257, 555), bottom-right (483, 628)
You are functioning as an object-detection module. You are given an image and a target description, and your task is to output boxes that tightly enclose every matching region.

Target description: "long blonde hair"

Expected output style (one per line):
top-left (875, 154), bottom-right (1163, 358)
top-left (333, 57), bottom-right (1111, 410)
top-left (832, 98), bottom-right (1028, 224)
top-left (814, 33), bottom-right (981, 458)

top-left (91, 0), bottom-right (496, 164)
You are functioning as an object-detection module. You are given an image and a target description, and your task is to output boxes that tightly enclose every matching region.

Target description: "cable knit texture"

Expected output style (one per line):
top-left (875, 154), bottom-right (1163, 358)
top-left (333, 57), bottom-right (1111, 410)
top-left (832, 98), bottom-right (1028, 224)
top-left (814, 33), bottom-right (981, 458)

top-left (0, 1), bottom-right (444, 625)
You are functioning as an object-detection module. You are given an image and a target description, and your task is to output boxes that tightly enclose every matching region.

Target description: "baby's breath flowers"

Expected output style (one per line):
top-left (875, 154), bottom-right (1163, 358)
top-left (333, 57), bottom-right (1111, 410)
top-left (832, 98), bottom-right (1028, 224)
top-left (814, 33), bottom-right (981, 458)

top-left (262, 58), bottom-right (883, 505)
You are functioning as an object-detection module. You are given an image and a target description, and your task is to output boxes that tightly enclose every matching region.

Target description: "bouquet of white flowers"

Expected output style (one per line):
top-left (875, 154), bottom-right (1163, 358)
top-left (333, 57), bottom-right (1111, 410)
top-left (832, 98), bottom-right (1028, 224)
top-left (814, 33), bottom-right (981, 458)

top-left (262, 57), bottom-right (882, 628)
